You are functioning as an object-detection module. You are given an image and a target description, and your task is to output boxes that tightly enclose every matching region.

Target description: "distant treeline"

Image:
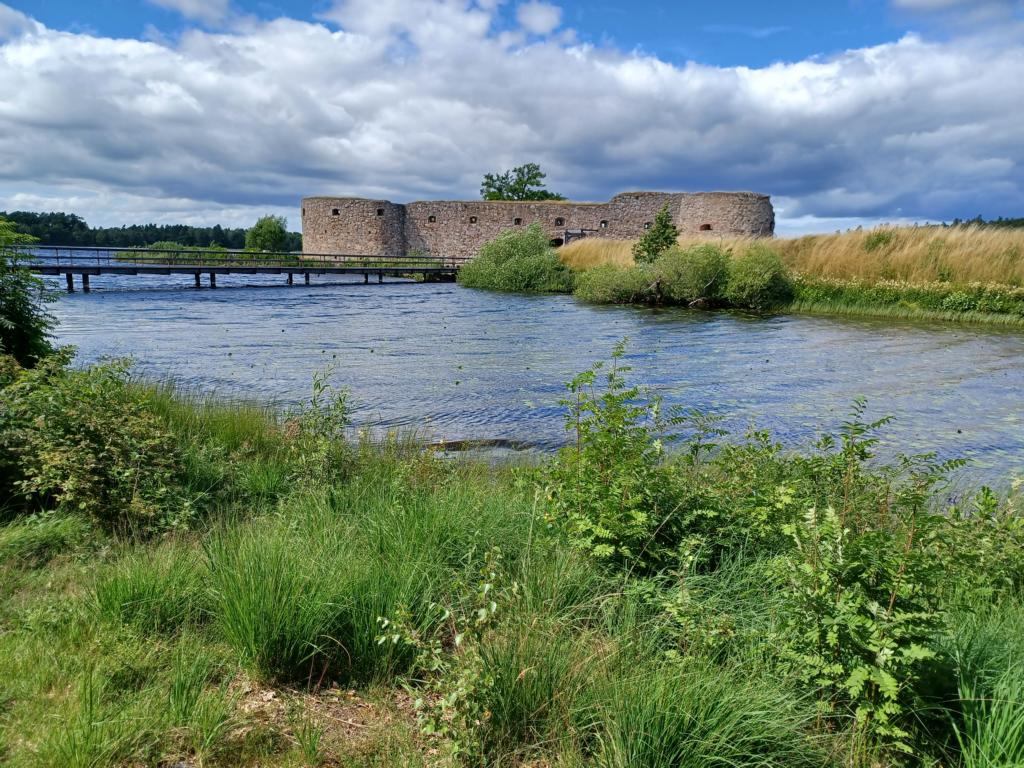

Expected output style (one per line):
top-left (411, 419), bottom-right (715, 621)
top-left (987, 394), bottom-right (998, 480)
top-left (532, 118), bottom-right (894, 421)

top-left (1, 211), bottom-right (303, 251)
top-left (948, 215), bottom-right (1024, 228)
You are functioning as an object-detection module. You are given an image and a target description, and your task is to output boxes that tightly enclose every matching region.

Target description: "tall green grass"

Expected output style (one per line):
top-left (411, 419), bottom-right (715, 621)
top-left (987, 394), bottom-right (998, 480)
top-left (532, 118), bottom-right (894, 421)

top-left (93, 541), bottom-right (207, 634)
top-left (589, 659), bottom-right (825, 768)
top-left (942, 600), bottom-right (1024, 767)
top-left (207, 462), bottom-right (532, 685)
top-left (0, 513), bottom-right (91, 564)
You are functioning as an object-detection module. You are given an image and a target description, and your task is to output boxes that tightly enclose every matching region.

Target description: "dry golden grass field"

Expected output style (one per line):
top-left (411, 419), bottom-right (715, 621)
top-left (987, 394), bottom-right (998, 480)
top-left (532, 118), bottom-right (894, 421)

top-left (559, 225), bottom-right (1024, 286)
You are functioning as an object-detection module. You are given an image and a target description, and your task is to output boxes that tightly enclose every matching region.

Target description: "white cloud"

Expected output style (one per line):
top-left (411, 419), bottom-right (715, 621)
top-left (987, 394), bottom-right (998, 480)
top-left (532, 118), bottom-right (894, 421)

top-left (0, 2), bottom-right (1021, 232)
top-left (0, 3), bottom-right (38, 40)
top-left (146, 0), bottom-right (231, 26)
top-left (516, 1), bottom-right (561, 35)
top-left (892, 0), bottom-right (1023, 21)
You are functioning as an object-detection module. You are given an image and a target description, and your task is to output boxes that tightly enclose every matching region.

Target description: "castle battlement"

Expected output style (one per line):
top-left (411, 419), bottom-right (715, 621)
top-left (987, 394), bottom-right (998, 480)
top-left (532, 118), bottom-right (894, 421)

top-left (301, 191), bottom-right (774, 260)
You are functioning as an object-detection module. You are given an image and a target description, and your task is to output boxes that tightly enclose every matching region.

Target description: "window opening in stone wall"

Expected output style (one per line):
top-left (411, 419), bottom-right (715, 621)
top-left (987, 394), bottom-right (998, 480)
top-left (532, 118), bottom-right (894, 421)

top-left (550, 238), bottom-right (564, 247)
top-left (600, 220), bottom-right (608, 229)
top-left (554, 217), bottom-right (565, 226)
top-left (376, 208), bottom-right (385, 216)
top-left (644, 222), bottom-right (652, 230)
top-left (428, 215), bottom-right (436, 223)
top-left (469, 216), bottom-right (477, 224)
top-left (302, 208), bottom-right (305, 216)
top-left (700, 223), bottom-right (712, 231)
top-left (332, 209), bottom-right (340, 216)
top-left (513, 217), bottom-right (522, 225)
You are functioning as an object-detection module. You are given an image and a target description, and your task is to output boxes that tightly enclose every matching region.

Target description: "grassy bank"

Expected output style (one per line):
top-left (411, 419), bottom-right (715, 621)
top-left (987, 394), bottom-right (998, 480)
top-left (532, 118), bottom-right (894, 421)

top-left (541, 226), bottom-right (1024, 324)
top-left (2, 349), bottom-right (1024, 767)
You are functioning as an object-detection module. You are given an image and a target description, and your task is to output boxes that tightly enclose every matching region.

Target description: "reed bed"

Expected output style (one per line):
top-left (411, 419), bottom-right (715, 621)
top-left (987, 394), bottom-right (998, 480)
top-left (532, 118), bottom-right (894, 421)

top-left (775, 225), bottom-right (1024, 285)
top-left (558, 238), bottom-right (635, 270)
top-left (558, 226), bottom-right (1024, 287)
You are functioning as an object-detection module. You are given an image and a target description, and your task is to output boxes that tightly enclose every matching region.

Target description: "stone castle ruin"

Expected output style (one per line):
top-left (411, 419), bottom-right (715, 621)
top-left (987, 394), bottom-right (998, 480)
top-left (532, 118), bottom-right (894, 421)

top-left (301, 191), bottom-right (774, 261)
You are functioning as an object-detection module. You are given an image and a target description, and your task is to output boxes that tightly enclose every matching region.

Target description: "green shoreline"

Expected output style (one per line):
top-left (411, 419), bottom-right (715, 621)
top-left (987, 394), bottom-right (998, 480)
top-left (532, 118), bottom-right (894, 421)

top-left (786, 298), bottom-right (1024, 326)
top-left (3, 350), bottom-right (1024, 767)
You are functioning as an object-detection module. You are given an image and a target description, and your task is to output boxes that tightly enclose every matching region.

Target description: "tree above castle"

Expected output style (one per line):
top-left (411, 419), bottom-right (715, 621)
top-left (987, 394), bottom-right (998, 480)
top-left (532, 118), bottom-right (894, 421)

top-left (480, 163), bottom-right (566, 201)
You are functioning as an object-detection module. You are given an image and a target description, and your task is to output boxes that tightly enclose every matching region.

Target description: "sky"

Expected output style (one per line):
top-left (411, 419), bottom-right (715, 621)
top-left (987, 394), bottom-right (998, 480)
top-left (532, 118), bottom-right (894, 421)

top-left (1, 0), bottom-right (1022, 235)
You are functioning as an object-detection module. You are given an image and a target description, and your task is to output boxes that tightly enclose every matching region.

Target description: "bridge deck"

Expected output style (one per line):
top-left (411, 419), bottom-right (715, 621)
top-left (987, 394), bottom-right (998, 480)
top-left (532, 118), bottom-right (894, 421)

top-left (16, 245), bottom-right (460, 290)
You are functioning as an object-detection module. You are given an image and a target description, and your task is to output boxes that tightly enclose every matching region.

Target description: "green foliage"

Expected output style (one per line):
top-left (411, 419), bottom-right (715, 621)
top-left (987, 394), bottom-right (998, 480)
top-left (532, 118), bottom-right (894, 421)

top-left (653, 244), bottom-right (729, 305)
top-left (631, 204), bottom-right (679, 264)
top-left (245, 214), bottom-right (289, 252)
top-left (573, 244), bottom-right (793, 312)
top-left (791, 276), bottom-right (1024, 321)
top-left (0, 218), bottom-right (53, 366)
top-left (724, 244), bottom-right (794, 310)
top-left (3, 355), bottom-right (1024, 766)
top-left (286, 365), bottom-right (352, 485)
top-left (573, 263), bottom-right (656, 304)
top-left (545, 341), bottom-right (683, 571)
top-left (480, 162), bottom-right (565, 201)
top-left (779, 404), bottom-right (963, 757)
top-left (0, 353), bottom-right (186, 532)
top-left (378, 549), bottom-right (510, 763)
top-left (458, 224), bottom-right (574, 293)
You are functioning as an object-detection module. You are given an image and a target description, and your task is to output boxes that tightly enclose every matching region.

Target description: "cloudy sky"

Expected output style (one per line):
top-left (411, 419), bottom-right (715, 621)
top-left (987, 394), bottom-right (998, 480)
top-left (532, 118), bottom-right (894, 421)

top-left (1, 0), bottom-right (1022, 234)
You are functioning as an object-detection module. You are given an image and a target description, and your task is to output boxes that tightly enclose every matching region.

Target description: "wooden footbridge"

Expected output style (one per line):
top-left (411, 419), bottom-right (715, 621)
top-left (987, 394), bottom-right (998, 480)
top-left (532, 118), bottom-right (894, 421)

top-left (17, 246), bottom-right (460, 292)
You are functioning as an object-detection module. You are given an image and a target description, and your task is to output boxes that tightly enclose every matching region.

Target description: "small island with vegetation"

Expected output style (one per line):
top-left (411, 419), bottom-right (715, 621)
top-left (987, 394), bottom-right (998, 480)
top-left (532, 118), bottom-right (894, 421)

top-left (459, 188), bottom-right (1024, 326)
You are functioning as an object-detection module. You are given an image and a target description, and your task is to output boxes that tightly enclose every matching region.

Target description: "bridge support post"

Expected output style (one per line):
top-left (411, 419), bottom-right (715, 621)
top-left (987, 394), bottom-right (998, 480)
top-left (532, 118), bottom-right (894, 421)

top-left (65, 273), bottom-right (74, 293)
top-left (81, 274), bottom-right (90, 293)
top-left (287, 273), bottom-right (293, 286)
top-left (364, 273), bottom-right (369, 284)
top-left (209, 273), bottom-right (216, 289)
top-left (304, 273), bottom-right (310, 285)
top-left (378, 273), bottom-right (383, 284)
top-left (194, 273), bottom-right (201, 289)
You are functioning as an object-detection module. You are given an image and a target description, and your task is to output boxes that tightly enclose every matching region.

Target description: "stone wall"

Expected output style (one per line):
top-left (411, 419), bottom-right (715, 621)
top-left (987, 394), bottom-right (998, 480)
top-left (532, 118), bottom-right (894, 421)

top-left (301, 197), bottom-right (406, 257)
top-left (301, 191), bottom-right (774, 260)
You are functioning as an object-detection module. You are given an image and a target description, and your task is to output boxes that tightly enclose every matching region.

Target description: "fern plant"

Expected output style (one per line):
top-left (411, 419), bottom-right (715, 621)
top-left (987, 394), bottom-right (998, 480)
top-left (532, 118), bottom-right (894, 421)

top-left (544, 341), bottom-right (684, 571)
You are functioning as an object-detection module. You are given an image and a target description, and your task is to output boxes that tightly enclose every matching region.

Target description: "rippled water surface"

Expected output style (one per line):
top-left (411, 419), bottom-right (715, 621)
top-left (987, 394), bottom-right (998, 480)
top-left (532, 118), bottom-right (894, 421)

top-left (47, 269), bottom-right (1024, 482)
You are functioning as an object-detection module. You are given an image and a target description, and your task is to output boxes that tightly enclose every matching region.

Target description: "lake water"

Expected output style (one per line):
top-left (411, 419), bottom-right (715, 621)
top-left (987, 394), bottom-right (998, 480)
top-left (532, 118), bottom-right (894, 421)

top-left (45, 269), bottom-right (1024, 484)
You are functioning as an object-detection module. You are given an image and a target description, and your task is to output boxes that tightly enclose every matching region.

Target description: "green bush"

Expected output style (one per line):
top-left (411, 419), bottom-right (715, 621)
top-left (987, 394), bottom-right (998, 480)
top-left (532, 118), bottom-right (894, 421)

top-left (0, 217), bottom-right (53, 367)
top-left (0, 353), bottom-right (186, 532)
top-left (544, 342), bottom-right (683, 571)
top-left (653, 244), bottom-right (729, 305)
top-left (245, 215), bottom-right (288, 252)
top-left (791, 276), bottom-right (1024, 320)
top-left (458, 224), bottom-right (574, 293)
top-left (724, 245), bottom-right (794, 310)
top-left (632, 204), bottom-right (679, 264)
top-left (573, 264), bottom-right (655, 304)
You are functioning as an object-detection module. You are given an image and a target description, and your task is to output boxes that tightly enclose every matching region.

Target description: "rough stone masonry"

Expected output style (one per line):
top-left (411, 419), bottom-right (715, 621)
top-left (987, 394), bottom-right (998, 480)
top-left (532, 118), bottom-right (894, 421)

top-left (301, 191), bottom-right (775, 260)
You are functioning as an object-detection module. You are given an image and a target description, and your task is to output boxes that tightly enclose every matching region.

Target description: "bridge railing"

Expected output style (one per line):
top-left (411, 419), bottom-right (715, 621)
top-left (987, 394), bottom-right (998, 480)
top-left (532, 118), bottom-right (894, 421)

top-left (13, 245), bottom-right (461, 270)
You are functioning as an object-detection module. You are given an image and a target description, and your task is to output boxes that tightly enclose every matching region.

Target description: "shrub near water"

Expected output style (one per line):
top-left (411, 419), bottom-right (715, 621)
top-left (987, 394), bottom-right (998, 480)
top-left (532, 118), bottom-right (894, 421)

top-left (724, 244), bottom-right (794, 310)
top-left (457, 223), bottom-right (574, 293)
top-left (573, 263), bottom-right (655, 304)
top-left (0, 352), bottom-right (186, 532)
top-left (654, 244), bottom-right (729, 305)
